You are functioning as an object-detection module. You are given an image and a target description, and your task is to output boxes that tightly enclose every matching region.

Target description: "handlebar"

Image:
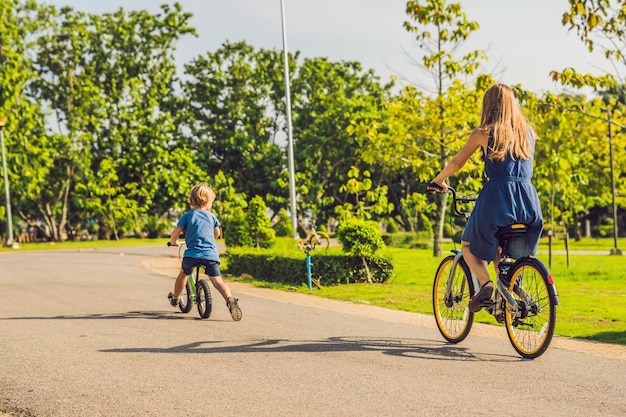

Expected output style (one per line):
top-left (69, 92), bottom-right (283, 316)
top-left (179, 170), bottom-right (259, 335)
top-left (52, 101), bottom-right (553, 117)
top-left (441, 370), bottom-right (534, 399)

top-left (426, 182), bottom-right (476, 218)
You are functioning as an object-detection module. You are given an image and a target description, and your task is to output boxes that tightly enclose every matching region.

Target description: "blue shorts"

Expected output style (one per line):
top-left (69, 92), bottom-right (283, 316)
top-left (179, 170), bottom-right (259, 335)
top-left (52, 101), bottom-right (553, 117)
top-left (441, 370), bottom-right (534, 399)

top-left (182, 257), bottom-right (221, 277)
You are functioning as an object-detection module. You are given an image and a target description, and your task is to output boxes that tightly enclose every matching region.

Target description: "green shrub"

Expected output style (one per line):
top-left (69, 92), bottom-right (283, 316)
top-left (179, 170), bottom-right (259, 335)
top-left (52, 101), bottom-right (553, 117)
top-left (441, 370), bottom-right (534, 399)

top-left (224, 207), bottom-right (253, 247)
top-left (224, 247), bottom-right (392, 285)
top-left (382, 232), bottom-right (432, 249)
top-left (386, 218), bottom-right (399, 234)
top-left (273, 208), bottom-right (294, 237)
top-left (246, 196), bottom-right (276, 248)
top-left (336, 219), bottom-right (384, 257)
top-left (335, 218), bottom-right (386, 283)
top-left (144, 215), bottom-right (170, 239)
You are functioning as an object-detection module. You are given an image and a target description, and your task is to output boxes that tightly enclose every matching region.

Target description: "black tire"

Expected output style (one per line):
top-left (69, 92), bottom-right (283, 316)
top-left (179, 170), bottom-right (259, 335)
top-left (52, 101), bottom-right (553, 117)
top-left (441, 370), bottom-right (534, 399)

top-left (504, 258), bottom-right (557, 359)
top-left (311, 232), bottom-right (330, 249)
top-left (178, 280), bottom-right (193, 313)
top-left (433, 254), bottom-right (475, 343)
top-left (196, 279), bottom-right (213, 319)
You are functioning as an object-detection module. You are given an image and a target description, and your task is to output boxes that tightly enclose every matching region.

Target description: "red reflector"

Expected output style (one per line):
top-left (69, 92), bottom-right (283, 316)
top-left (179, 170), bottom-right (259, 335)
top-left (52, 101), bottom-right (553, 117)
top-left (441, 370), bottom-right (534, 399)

top-left (547, 274), bottom-right (555, 285)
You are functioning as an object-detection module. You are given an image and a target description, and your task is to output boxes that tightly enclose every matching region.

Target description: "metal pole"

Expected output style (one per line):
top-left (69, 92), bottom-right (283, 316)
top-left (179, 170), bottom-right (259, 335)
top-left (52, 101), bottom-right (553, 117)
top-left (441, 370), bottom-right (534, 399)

top-left (0, 118), bottom-right (17, 248)
top-left (306, 248), bottom-right (312, 291)
top-left (606, 109), bottom-right (622, 255)
top-left (280, 0), bottom-right (298, 240)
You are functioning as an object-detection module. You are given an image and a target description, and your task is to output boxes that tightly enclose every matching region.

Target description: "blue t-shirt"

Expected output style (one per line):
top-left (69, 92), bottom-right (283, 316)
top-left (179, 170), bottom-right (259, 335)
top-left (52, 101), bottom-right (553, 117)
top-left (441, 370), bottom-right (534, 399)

top-left (177, 209), bottom-right (221, 263)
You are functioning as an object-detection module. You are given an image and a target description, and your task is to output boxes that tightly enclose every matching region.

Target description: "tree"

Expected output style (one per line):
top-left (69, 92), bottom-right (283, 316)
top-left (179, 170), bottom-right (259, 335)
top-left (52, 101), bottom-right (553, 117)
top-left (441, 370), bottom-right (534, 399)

top-left (551, 1), bottom-right (626, 89)
top-left (530, 93), bottom-right (602, 238)
top-left (179, 42), bottom-right (286, 213)
top-left (401, 0), bottom-right (487, 256)
top-left (334, 166), bottom-right (393, 221)
top-left (31, 4), bottom-right (198, 239)
top-left (246, 196), bottom-right (275, 248)
top-left (290, 57), bottom-right (392, 223)
top-left (210, 170), bottom-right (249, 242)
top-left (0, 0), bottom-right (66, 240)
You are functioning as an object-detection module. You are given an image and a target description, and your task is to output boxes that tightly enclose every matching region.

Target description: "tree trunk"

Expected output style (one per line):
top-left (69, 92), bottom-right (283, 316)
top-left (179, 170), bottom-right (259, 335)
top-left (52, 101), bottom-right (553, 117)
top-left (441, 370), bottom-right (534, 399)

top-left (433, 192), bottom-right (448, 257)
top-left (361, 256), bottom-right (373, 284)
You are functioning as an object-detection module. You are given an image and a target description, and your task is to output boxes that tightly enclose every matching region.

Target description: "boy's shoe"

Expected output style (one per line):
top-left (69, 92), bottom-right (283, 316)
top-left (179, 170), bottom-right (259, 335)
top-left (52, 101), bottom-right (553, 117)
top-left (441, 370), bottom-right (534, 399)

top-left (227, 297), bottom-right (242, 321)
top-left (168, 292), bottom-right (179, 307)
top-left (468, 281), bottom-right (494, 313)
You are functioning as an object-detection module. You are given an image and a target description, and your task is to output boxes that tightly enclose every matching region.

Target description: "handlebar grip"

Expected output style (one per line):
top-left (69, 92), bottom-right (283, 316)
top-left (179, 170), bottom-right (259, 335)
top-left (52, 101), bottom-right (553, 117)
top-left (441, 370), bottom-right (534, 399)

top-left (167, 242), bottom-right (172, 247)
top-left (426, 182), bottom-right (445, 194)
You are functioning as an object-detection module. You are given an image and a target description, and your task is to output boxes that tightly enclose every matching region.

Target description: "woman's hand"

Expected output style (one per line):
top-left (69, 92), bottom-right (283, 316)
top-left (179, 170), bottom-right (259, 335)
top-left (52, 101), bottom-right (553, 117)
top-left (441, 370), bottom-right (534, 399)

top-left (426, 181), bottom-right (448, 193)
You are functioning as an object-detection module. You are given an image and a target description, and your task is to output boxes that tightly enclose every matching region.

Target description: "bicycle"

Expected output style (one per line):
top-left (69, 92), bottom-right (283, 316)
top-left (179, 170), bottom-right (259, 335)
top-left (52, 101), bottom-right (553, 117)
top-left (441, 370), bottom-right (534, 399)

top-left (298, 220), bottom-right (330, 249)
top-left (428, 184), bottom-right (559, 359)
top-left (167, 242), bottom-right (213, 319)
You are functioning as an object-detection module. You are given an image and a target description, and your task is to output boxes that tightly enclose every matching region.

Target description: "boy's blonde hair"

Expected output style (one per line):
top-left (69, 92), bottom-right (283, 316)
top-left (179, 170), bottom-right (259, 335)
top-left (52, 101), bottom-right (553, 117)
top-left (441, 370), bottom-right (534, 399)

top-left (188, 183), bottom-right (215, 209)
top-left (479, 83), bottom-right (536, 161)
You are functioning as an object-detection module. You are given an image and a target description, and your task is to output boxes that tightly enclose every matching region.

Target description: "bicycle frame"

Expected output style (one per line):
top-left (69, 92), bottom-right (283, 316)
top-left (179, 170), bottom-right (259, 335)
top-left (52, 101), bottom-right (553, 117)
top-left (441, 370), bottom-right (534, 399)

top-left (167, 241), bottom-right (213, 318)
top-left (187, 268), bottom-right (199, 303)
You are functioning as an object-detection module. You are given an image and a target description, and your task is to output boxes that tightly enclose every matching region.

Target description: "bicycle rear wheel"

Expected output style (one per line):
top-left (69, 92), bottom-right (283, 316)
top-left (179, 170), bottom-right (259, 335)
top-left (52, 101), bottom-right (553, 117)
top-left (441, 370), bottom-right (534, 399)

top-left (504, 258), bottom-right (556, 359)
top-left (433, 255), bottom-right (475, 343)
top-left (196, 279), bottom-right (213, 319)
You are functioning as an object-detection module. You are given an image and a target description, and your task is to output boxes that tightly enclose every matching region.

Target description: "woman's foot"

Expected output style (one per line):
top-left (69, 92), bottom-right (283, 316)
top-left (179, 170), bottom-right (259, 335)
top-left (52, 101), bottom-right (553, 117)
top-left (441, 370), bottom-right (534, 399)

top-left (469, 281), bottom-right (494, 313)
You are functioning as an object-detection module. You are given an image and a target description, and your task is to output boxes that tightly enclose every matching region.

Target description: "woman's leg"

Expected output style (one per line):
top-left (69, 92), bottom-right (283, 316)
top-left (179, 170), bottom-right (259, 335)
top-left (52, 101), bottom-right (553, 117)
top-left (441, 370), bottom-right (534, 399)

top-left (493, 246), bottom-right (502, 275)
top-left (461, 240), bottom-right (491, 286)
top-left (462, 240), bottom-right (495, 312)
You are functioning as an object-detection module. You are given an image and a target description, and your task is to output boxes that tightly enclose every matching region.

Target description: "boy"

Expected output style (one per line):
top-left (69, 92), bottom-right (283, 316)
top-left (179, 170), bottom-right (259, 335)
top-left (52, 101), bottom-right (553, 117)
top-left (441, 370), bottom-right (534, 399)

top-left (168, 183), bottom-right (242, 321)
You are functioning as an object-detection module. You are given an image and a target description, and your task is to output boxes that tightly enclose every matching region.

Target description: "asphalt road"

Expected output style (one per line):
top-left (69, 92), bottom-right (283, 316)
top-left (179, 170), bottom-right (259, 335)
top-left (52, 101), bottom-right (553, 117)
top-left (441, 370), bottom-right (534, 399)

top-left (0, 246), bottom-right (625, 417)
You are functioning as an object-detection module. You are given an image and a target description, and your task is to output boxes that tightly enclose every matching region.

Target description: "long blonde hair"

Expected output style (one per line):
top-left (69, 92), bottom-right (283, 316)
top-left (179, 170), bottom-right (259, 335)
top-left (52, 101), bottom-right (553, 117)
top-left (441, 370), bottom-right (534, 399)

top-left (479, 83), bottom-right (535, 161)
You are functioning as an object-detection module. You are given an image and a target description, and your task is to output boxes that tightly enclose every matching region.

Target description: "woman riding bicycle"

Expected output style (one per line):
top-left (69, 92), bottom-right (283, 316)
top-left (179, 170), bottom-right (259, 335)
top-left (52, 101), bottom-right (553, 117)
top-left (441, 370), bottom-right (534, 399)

top-left (427, 83), bottom-right (543, 313)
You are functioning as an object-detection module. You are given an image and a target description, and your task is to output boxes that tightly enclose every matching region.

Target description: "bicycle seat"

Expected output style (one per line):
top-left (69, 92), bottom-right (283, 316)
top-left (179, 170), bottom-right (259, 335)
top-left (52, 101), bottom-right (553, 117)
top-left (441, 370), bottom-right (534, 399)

top-left (496, 224), bottom-right (531, 259)
top-left (496, 224), bottom-right (528, 240)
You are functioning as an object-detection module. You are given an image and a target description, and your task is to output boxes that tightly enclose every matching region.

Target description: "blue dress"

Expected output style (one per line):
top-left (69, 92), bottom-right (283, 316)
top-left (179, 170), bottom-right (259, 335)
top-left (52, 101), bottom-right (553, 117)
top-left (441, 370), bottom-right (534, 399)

top-left (461, 132), bottom-right (543, 261)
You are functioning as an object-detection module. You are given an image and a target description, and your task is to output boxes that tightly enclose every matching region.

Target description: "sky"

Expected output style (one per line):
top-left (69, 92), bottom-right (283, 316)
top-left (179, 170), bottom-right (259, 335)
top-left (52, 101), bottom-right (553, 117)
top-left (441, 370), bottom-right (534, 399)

top-left (42, 0), bottom-right (608, 95)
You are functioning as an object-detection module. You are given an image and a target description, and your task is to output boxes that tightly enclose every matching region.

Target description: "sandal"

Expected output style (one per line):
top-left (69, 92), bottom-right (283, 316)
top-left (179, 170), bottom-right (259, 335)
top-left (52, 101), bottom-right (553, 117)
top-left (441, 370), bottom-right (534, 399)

top-left (469, 281), bottom-right (494, 313)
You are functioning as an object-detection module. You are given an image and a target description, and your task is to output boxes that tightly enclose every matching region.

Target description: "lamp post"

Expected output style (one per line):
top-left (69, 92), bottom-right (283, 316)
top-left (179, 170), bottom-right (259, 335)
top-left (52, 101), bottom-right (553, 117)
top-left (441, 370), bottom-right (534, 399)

top-left (605, 108), bottom-right (622, 255)
top-left (0, 116), bottom-right (18, 249)
top-left (280, 0), bottom-right (298, 239)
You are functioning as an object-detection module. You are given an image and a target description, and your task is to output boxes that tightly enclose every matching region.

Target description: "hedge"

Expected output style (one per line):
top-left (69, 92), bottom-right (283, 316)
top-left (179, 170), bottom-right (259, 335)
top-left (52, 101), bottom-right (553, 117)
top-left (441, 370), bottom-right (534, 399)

top-left (224, 249), bottom-right (393, 286)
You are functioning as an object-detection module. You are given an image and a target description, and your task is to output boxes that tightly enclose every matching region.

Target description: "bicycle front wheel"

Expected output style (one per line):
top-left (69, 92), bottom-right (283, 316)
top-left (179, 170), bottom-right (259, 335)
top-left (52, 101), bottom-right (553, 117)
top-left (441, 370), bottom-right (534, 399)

top-left (311, 231), bottom-right (330, 249)
top-left (504, 258), bottom-right (556, 359)
top-left (433, 255), bottom-right (475, 343)
top-left (196, 279), bottom-right (213, 319)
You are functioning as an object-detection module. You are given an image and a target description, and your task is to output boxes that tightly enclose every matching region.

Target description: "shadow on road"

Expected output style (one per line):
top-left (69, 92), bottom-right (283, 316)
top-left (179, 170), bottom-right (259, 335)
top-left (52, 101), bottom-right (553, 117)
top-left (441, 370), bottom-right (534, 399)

top-left (100, 336), bottom-right (518, 362)
top-left (2, 313), bottom-right (520, 362)
top-left (0, 310), bottom-right (203, 321)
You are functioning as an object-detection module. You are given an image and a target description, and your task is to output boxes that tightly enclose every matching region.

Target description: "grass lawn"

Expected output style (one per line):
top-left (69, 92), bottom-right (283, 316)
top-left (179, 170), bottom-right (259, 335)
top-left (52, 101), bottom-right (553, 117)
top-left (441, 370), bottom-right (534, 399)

top-left (0, 238), bottom-right (166, 252)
